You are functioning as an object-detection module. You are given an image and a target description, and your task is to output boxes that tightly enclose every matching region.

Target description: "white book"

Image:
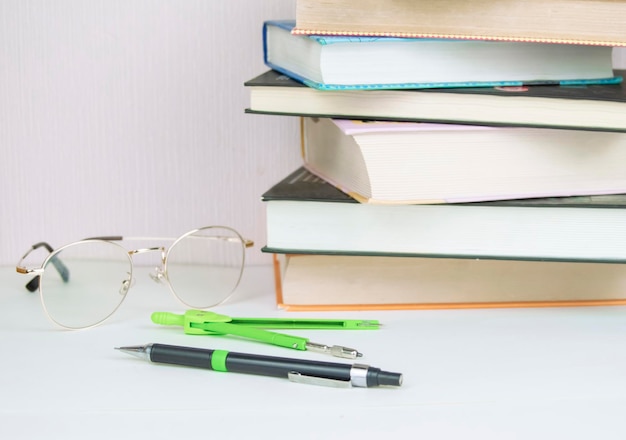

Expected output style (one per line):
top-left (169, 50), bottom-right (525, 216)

top-left (302, 117), bottom-right (626, 204)
top-left (262, 168), bottom-right (626, 262)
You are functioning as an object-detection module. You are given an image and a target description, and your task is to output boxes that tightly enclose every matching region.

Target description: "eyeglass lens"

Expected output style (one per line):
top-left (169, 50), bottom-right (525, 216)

top-left (165, 226), bottom-right (246, 308)
top-left (40, 241), bottom-right (132, 329)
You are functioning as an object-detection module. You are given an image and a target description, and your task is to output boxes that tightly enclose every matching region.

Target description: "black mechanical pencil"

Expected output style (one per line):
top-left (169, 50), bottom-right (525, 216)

top-left (115, 343), bottom-right (403, 388)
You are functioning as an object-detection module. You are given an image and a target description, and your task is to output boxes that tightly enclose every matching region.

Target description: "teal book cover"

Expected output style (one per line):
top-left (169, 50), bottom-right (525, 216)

top-left (262, 20), bottom-right (622, 90)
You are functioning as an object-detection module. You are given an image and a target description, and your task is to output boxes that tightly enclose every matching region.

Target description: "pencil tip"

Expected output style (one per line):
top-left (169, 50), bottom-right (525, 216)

top-left (114, 344), bottom-right (151, 361)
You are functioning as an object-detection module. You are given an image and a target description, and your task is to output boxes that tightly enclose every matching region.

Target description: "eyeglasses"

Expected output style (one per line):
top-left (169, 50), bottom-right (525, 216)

top-left (16, 226), bottom-right (254, 330)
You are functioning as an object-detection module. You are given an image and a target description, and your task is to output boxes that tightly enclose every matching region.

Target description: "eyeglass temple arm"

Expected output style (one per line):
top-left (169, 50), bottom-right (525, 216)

top-left (86, 235), bottom-right (252, 245)
top-left (212, 236), bottom-right (254, 248)
top-left (17, 242), bottom-right (71, 292)
top-left (86, 235), bottom-right (253, 248)
top-left (84, 236), bottom-right (124, 241)
top-left (200, 236), bottom-right (254, 248)
top-left (18, 237), bottom-right (121, 292)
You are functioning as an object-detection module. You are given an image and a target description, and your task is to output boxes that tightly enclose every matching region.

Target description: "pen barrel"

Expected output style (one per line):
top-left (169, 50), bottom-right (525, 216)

top-left (148, 344), bottom-right (402, 387)
top-left (225, 353), bottom-right (401, 387)
top-left (224, 351), bottom-right (352, 381)
top-left (149, 343), bottom-right (350, 379)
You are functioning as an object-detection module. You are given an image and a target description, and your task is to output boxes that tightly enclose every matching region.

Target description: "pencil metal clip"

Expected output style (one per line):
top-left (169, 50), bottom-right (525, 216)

top-left (287, 371), bottom-right (352, 388)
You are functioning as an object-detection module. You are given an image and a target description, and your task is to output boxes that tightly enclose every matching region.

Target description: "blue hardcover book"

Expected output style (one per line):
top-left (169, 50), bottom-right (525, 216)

top-left (262, 20), bottom-right (621, 91)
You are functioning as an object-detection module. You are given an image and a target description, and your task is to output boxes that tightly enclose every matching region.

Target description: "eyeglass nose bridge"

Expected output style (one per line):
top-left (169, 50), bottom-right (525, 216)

top-left (128, 246), bottom-right (166, 258)
top-left (127, 246), bottom-right (168, 286)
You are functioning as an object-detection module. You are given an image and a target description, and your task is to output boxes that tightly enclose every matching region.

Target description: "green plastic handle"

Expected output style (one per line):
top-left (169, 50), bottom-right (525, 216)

top-left (151, 310), bottom-right (380, 332)
top-left (196, 321), bottom-right (309, 350)
top-left (152, 310), bottom-right (231, 335)
top-left (228, 317), bottom-right (380, 330)
top-left (151, 311), bottom-right (309, 350)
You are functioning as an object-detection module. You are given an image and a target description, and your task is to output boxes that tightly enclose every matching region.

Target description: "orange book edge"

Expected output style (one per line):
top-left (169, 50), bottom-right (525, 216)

top-left (272, 254), bottom-right (626, 311)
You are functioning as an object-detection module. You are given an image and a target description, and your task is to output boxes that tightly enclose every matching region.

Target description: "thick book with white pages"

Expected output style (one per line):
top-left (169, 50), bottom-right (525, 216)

top-left (273, 253), bottom-right (626, 311)
top-left (262, 168), bottom-right (626, 262)
top-left (301, 118), bottom-right (626, 204)
top-left (245, 69), bottom-right (626, 132)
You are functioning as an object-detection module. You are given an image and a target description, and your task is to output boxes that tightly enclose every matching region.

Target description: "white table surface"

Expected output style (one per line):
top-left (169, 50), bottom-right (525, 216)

top-left (2, 265), bottom-right (626, 439)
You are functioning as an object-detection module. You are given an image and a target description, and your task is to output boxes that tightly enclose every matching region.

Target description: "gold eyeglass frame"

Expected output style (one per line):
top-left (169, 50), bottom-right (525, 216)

top-left (16, 225), bottom-right (254, 329)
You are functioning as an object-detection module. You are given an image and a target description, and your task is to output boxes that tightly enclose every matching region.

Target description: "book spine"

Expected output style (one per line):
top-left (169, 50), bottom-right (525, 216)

top-left (262, 21), bottom-right (269, 65)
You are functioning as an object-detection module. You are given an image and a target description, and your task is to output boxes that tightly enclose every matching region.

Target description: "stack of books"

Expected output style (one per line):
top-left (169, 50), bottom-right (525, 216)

top-left (245, 0), bottom-right (626, 311)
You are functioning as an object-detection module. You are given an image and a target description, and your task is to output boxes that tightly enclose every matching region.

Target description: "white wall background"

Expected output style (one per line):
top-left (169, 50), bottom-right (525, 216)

top-left (1, 1), bottom-right (625, 267)
top-left (0, 0), bottom-right (301, 266)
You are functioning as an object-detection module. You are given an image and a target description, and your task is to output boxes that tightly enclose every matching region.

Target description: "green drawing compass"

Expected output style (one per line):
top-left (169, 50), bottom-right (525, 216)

top-left (151, 310), bottom-right (380, 359)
